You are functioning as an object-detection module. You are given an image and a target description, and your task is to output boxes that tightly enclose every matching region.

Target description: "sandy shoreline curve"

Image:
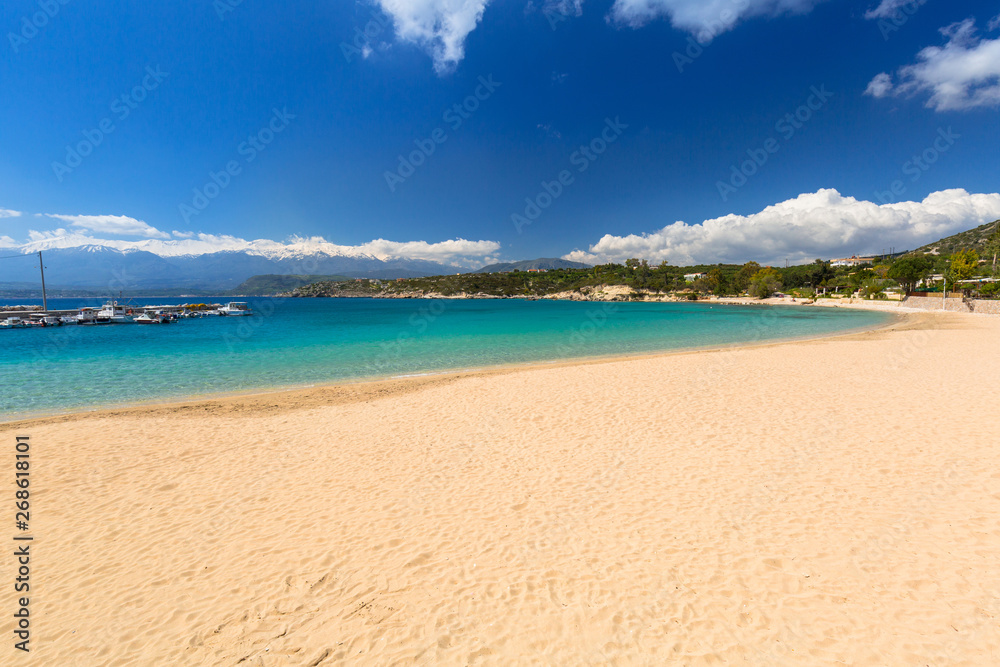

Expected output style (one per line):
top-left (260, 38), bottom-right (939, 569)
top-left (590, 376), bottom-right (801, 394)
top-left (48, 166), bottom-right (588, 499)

top-left (4, 303), bottom-right (905, 427)
top-left (2, 306), bottom-right (998, 665)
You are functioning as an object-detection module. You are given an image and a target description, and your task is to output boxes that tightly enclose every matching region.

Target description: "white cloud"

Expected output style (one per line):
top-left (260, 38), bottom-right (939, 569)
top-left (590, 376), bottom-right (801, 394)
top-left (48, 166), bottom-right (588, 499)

top-left (354, 237), bottom-right (500, 263)
top-left (864, 0), bottom-right (915, 20)
top-left (865, 72), bottom-right (893, 98)
top-left (866, 18), bottom-right (1000, 111)
top-left (988, 13), bottom-right (1000, 32)
top-left (45, 214), bottom-right (171, 239)
top-left (376, 0), bottom-right (490, 73)
top-left (0, 208), bottom-right (22, 218)
top-left (0, 236), bottom-right (17, 247)
top-left (376, 0), bottom-right (827, 71)
top-left (171, 230), bottom-right (196, 239)
top-left (563, 188), bottom-right (1000, 266)
top-left (544, 0), bottom-right (584, 19)
top-left (609, 0), bottom-right (825, 38)
top-left (12, 229), bottom-right (500, 267)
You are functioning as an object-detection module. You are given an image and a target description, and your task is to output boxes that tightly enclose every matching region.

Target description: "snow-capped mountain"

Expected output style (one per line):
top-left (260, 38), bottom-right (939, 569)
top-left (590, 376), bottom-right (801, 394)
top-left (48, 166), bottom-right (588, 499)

top-left (0, 235), bottom-right (487, 290)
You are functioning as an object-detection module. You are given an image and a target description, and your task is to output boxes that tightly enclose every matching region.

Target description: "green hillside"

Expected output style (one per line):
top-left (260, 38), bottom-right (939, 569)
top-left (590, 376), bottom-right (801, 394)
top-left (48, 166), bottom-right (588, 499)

top-left (915, 219), bottom-right (1000, 256)
top-left (231, 274), bottom-right (353, 295)
top-left (475, 258), bottom-right (591, 273)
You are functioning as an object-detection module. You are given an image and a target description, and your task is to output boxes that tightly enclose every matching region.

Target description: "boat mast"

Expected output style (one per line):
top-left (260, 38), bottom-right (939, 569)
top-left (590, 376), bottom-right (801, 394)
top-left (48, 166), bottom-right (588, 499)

top-left (38, 251), bottom-right (48, 312)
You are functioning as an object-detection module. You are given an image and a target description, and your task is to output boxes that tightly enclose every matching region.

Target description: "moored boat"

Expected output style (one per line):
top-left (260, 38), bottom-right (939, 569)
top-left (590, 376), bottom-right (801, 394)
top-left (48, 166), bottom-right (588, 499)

top-left (219, 301), bottom-right (252, 316)
top-left (0, 317), bottom-right (26, 329)
top-left (95, 300), bottom-right (135, 324)
top-left (136, 311), bottom-right (171, 324)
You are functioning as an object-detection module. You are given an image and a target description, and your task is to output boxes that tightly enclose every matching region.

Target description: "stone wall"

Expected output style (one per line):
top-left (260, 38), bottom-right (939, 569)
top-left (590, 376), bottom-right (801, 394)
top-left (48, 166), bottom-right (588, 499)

top-left (969, 299), bottom-right (1000, 315)
top-left (900, 296), bottom-right (1000, 314)
top-left (901, 296), bottom-right (971, 312)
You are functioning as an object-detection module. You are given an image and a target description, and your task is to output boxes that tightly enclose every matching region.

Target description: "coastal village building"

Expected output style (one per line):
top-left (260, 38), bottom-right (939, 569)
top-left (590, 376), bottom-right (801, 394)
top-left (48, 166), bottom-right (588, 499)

top-left (830, 255), bottom-right (875, 267)
top-left (683, 273), bottom-right (707, 282)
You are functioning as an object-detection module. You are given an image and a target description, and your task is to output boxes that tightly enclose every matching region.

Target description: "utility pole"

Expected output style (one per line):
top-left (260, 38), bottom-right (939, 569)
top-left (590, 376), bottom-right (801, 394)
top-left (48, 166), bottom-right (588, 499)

top-left (38, 251), bottom-right (48, 313)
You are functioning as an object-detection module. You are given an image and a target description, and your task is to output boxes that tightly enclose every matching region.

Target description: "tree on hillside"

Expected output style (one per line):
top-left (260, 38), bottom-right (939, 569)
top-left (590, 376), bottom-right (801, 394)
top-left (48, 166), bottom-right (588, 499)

top-left (887, 255), bottom-right (934, 292)
top-left (734, 261), bottom-right (762, 293)
top-left (748, 267), bottom-right (782, 299)
top-left (947, 249), bottom-right (980, 283)
top-left (810, 259), bottom-right (835, 287)
top-left (986, 223), bottom-right (1000, 274)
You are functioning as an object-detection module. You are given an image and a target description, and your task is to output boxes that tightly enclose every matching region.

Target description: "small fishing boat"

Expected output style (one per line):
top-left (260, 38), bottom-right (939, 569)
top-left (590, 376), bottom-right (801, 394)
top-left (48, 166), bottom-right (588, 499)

top-left (75, 307), bottom-right (99, 324)
top-left (136, 312), bottom-right (171, 324)
top-left (220, 302), bottom-right (252, 316)
top-left (0, 317), bottom-right (26, 329)
top-left (95, 300), bottom-right (135, 324)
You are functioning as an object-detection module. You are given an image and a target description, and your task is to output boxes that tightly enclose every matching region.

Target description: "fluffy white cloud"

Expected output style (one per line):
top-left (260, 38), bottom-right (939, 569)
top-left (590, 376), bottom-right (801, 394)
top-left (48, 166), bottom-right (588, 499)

top-left (13, 228), bottom-right (501, 266)
top-left (866, 18), bottom-right (1000, 111)
top-left (376, 0), bottom-right (490, 73)
top-left (865, 71), bottom-right (893, 98)
top-left (989, 13), bottom-right (1000, 32)
top-left (171, 230), bottom-right (196, 239)
top-left (0, 235), bottom-right (17, 247)
top-left (353, 237), bottom-right (500, 263)
top-left (0, 208), bottom-right (22, 218)
top-left (864, 0), bottom-right (916, 20)
top-left (609, 0), bottom-right (824, 37)
top-left (377, 0), bottom-right (827, 71)
top-left (563, 188), bottom-right (1000, 266)
top-left (45, 214), bottom-right (171, 239)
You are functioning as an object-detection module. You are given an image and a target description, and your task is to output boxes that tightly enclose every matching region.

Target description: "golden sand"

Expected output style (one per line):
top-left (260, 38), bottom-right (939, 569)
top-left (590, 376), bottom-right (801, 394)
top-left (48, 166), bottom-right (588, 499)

top-left (2, 310), bottom-right (998, 665)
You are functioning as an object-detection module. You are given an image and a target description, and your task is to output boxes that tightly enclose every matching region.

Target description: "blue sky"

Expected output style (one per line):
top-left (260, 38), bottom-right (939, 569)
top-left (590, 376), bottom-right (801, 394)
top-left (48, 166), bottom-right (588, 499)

top-left (1, 0), bottom-right (999, 267)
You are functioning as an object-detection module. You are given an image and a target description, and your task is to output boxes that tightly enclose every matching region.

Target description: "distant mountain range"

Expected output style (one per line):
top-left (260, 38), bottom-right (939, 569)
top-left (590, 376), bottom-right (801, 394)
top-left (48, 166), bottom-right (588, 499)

top-left (0, 233), bottom-right (594, 295)
top-left (0, 243), bottom-right (461, 293)
top-left (475, 258), bottom-right (591, 273)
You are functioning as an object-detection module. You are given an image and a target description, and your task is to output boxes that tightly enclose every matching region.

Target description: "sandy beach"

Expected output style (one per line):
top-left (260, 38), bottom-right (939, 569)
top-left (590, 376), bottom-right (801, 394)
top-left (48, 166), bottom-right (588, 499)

top-left (3, 308), bottom-right (999, 665)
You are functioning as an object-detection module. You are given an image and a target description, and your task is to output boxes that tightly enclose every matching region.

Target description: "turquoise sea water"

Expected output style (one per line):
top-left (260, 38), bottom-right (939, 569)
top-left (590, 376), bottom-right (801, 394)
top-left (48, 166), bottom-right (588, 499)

top-left (0, 297), bottom-right (890, 418)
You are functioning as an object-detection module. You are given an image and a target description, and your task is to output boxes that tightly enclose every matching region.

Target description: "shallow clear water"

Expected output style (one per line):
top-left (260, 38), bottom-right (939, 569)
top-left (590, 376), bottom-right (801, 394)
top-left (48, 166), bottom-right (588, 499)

top-left (0, 297), bottom-right (890, 418)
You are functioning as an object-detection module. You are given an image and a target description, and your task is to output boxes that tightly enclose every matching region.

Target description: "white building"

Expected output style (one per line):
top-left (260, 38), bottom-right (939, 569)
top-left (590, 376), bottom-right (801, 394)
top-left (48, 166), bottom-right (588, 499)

top-left (831, 255), bottom-right (875, 267)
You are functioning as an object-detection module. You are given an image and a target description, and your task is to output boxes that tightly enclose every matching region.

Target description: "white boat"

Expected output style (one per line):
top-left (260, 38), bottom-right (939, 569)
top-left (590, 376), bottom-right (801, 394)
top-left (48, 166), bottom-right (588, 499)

top-left (75, 307), bottom-right (99, 324)
top-left (219, 302), bottom-right (252, 316)
top-left (24, 315), bottom-right (61, 327)
top-left (60, 316), bottom-right (80, 325)
top-left (0, 317), bottom-right (26, 329)
top-left (95, 301), bottom-right (134, 324)
top-left (136, 312), bottom-right (171, 324)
